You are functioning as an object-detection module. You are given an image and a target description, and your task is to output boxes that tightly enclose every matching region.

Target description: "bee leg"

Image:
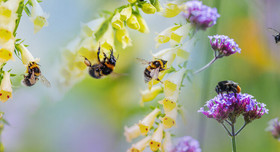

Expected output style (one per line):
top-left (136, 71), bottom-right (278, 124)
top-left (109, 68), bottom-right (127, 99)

top-left (97, 46), bottom-right (101, 62)
top-left (84, 57), bottom-right (91, 67)
top-left (156, 78), bottom-right (163, 84)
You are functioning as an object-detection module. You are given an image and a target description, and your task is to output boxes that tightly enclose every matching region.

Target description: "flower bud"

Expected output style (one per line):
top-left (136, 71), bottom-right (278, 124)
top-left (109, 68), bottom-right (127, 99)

top-left (141, 3), bottom-right (156, 14)
top-left (120, 6), bottom-right (132, 21)
top-left (127, 14), bottom-right (140, 30)
top-left (161, 2), bottom-right (181, 18)
top-left (111, 12), bottom-right (124, 30)
top-left (116, 27), bottom-right (132, 49)
top-left (136, 15), bottom-right (149, 33)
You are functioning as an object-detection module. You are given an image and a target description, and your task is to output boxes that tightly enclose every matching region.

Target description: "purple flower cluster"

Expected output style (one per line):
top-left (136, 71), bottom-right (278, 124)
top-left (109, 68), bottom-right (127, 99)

top-left (209, 35), bottom-right (241, 58)
top-left (181, 0), bottom-right (220, 30)
top-left (198, 93), bottom-right (268, 123)
top-left (266, 118), bottom-right (280, 141)
top-left (171, 136), bottom-right (201, 152)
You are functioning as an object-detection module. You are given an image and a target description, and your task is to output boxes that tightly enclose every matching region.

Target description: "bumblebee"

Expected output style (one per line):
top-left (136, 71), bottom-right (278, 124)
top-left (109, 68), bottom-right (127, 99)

top-left (84, 46), bottom-right (117, 79)
top-left (215, 80), bottom-right (241, 95)
top-left (137, 58), bottom-right (167, 83)
top-left (268, 28), bottom-right (280, 43)
top-left (22, 62), bottom-right (51, 87)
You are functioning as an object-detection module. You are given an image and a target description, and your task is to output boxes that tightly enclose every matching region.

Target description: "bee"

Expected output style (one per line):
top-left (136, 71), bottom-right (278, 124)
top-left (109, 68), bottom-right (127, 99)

top-left (215, 80), bottom-right (241, 96)
top-left (84, 46), bottom-right (117, 79)
top-left (137, 58), bottom-right (167, 83)
top-left (268, 28), bottom-right (280, 43)
top-left (22, 62), bottom-right (51, 87)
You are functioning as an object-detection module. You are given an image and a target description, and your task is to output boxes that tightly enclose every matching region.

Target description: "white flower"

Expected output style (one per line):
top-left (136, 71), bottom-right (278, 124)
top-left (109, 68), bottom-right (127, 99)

top-left (162, 107), bottom-right (177, 129)
top-left (155, 25), bottom-right (181, 48)
top-left (0, 0), bottom-right (20, 24)
top-left (138, 108), bottom-right (161, 135)
top-left (18, 43), bottom-right (39, 66)
top-left (0, 39), bottom-right (15, 63)
top-left (162, 131), bottom-right (173, 152)
top-left (170, 24), bottom-right (191, 46)
top-left (127, 136), bottom-right (151, 152)
top-left (30, 0), bottom-right (49, 33)
top-left (116, 27), bottom-right (132, 49)
top-left (0, 71), bottom-right (12, 103)
top-left (124, 124), bottom-right (141, 143)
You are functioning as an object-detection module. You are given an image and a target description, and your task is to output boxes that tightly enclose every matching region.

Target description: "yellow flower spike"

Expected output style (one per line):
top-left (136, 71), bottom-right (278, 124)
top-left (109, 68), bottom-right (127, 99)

top-left (18, 44), bottom-right (39, 66)
top-left (127, 0), bottom-right (136, 3)
top-left (81, 17), bottom-right (105, 37)
top-left (0, 40), bottom-right (15, 63)
top-left (138, 108), bottom-right (161, 135)
top-left (149, 123), bottom-right (164, 151)
top-left (140, 86), bottom-right (163, 106)
top-left (124, 124), bottom-right (141, 143)
top-left (120, 6), bottom-right (132, 21)
top-left (30, 0), bottom-right (49, 33)
top-left (116, 28), bottom-right (132, 49)
top-left (170, 24), bottom-right (191, 46)
top-left (152, 47), bottom-right (178, 68)
top-left (163, 68), bottom-right (186, 101)
top-left (147, 70), bottom-right (168, 90)
top-left (0, 71), bottom-right (12, 103)
top-left (161, 2), bottom-right (181, 18)
top-left (136, 15), bottom-right (149, 33)
top-left (155, 25), bottom-right (181, 48)
top-left (162, 108), bottom-right (177, 129)
top-left (127, 136), bottom-right (151, 152)
top-left (162, 131), bottom-right (173, 152)
top-left (158, 98), bottom-right (176, 112)
top-left (111, 12), bottom-right (124, 30)
top-left (141, 3), bottom-right (156, 14)
top-left (127, 14), bottom-right (140, 30)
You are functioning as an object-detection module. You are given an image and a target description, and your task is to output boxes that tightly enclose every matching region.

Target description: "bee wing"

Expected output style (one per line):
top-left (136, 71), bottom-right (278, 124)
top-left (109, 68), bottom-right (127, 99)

top-left (150, 68), bottom-right (160, 80)
top-left (268, 28), bottom-right (280, 35)
top-left (136, 58), bottom-right (150, 65)
top-left (40, 75), bottom-right (51, 88)
top-left (110, 72), bottom-right (128, 79)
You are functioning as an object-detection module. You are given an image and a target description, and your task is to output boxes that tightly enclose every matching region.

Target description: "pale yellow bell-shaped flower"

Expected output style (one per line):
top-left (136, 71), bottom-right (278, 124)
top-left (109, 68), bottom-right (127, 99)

top-left (81, 17), bottom-right (105, 37)
top-left (163, 68), bottom-right (186, 102)
top-left (141, 3), bottom-right (156, 14)
top-left (116, 27), bottom-right (132, 49)
top-left (77, 37), bottom-right (99, 66)
top-left (0, 39), bottom-right (15, 63)
top-left (0, 71), bottom-right (12, 103)
top-left (0, 23), bottom-right (15, 45)
top-left (18, 43), bottom-right (39, 66)
top-left (155, 25), bottom-right (181, 48)
top-left (120, 6), bottom-right (132, 21)
top-left (136, 15), bottom-right (149, 33)
top-left (99, 24), bottom-right (115, 54)
top-left (138, 108), bottom-right (161, 135)
top-left (149, 123), bottom-right (164, 151)
top-left (30, 0), bottom-right (49, 33)
top-left (152, 47), bottom-right (177, 68)
top-left (111, 12), bottom-right (124, 30)
top-left (162, 107), bottom-right (177, 129)
top-left (124, 124), bottom-right (141, 143)
top-left (158, 97), bottom-right (176, 112)
top-left (161, 2), bottom-right (182, 18)
top-left (176, 48), bottom-right (190, 65)
top-left (170, 24), bottom-right (191, 46)
top-left (162, 131), bottom-right (173, 152)
top-left (0, 0), bottom-right (20, 24)
top-left (127, 14), bottom-right (140, 30)
top-left (140, 85), bottom-right (163, 106)
top-left (127, 136), bottom-right (151, 152)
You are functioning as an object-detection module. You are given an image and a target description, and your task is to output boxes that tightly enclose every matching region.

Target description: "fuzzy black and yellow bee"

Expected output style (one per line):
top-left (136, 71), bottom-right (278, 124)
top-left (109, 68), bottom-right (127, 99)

top-left (84, 46), bottom-right (117, 79)
top-left (268, 28), bottom-right (280, 43)
top-left (137, 58), bottom-right (167, 83)
top-left (22, 62), bottom-right (51, 87)
top-left (215, 80), bottom-right (241, 96)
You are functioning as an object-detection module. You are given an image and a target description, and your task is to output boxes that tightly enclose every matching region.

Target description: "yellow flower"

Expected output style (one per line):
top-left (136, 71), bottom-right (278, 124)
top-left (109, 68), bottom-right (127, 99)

top-left (138, 108), bottom-right (160, 135)
top-left (149, 123), bottom-right (164, 151)
top-left (158, 98), bottom-right (176, 112)
top-left (155, 25), bottom-right (181, 48)
top-left (147, 69), bottom-right (168, 90)
top-left (127, 136), bottom-right (151, 152)
top-left (152, 47), bottom-right (178, 68)
top-left (0, 0), bottom-right (20, 24)
top-left (140, 86), bottom-right (163, 106)
top-left (162, 131), bottom-right (173, 152)
top-left (0, 71), bottom-right (12, 103)
top-left (161, 2), bottom-right (181, 18)
top-left (170, 24), bottom-right (191, 46)
top-left (162, 107), bottom-right (177, 129)
top-left (124, 124), bottom-right (141, 143)
top-left (127, 0), bottom-right (136, 3)
top-left (30, 0), bottom-right (49, 33)
top-left (120, 6), bottom-right (132, 21)
top-left (127, 14), bottom-right (140, 30)
top-left (111, 12), bottom-right (124, 30)
top-left (0, 39), bottom-right (14, 63)
top-left (18, 44), bottom-right (39, 66)
top-left (116, 27), bottom-right (132, 49)
top-left (81, 17), bottom-right (105, 37)
top-left (136, 15), bottom-right (149, 33)
top-left (176, 48), bottom-right (190, 65)
top-left (141, 3), bottom-right (156, 14)
top-left (99, 24), bottom-right (115, 54)
top-left (0, 24), bottom-right (15, 45)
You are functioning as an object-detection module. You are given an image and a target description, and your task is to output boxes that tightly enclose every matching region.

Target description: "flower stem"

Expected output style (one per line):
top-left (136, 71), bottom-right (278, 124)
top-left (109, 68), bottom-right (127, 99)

top-left (194, 57), bottom-right (217, 74)
top-left (235, 122), bottom-right (247, 136)
top-left (231, 123), bottom-right (237, 152)
top-left (13, 0), bottom-right (25, 36)
top-left (221, 123), bottom-right (232, 136)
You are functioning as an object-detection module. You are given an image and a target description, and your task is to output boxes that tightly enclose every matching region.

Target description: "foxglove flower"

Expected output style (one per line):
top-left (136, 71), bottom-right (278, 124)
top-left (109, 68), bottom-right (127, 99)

top-left (124, 124), bottom-right (141, 142)
top-left (0, 40), bottom-right (14, 63)
top-left (0, 71), bottom-right (12, 103)
top-left (162, 131), bottom-right (173, 152)
top-left (30, 0), bottom-right (49, 33)
top-left (155, 25), bottom-right (181, 48)
top-left (127, 14), bottom-right (140, 30)
top-left (18, 44), bottom-right (39, 66)
top-left (141, 3), bottom-right (156, 14)
top-left (81, 18), bottom-right (105, 37)
top-left (116, 27), bottom-right (132, 49)
top-left (140, 86), bottom-right (163, 106)
top-left (138, 108), bottom-right (161, 135)
top-left (111, 12), bottom-right (124, 30)
top-left (181, 0), bottom-right (220, 30)
top-left (266, 118), bottom-right (280, 141)
top-left (171, 136), bottom-right (201, 152)
top-left (0, 0), bottom-right (20, 24)
top-left (127, 136), bottom-right (151, 152)
top-left (162, 107), bottom-right (177, 129)
top-left (159, 98), bottom-right (177, 112)
top-left (120, 6), bottom-right (132, 21)
top-left (149, 123), bottom-right (164, 151)
top-left (161, 2), bottom-right (181, 18)
top-left (136, 15), bottom-right (149, 33)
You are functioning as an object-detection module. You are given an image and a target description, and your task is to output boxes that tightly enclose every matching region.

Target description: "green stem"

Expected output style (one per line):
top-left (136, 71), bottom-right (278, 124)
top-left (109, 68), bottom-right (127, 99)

top-left (13, 0), bottom-right (25, 37)
top-left (231, 123), bottom-right (236, 152)
top-left (235, 122), bottom-right (247, 136)
top-left (194, 57), bottom-right (217, 74)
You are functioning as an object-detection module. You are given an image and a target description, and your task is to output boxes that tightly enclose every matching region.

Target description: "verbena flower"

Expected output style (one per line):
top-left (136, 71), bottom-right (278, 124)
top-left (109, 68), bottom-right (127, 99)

top-left (181, 0), bottom-right (220, 30)
top-left (209, 35), bottom-right (241, 58)
top-left (30, 0), bottom-right (49, 33)
top-left (0, 71), bottom-right (12, 103)
top-left (171, 136), bottom-right (201, 152)
top-left (198, 93), bottom-right (268, 123)
top-left (266, 118), bottom-right (280, 141)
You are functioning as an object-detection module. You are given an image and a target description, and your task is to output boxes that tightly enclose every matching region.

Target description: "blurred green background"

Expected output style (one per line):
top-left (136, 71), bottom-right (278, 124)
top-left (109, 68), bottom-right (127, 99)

top-left (1, 0), bottom-right (280, 151)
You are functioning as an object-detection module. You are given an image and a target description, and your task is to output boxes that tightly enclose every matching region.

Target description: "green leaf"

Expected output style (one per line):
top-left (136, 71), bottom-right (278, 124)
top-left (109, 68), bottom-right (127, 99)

top-left (94, 20), bottom-right (109, 41)
top-left (24, 5), bottom-right (31, 16)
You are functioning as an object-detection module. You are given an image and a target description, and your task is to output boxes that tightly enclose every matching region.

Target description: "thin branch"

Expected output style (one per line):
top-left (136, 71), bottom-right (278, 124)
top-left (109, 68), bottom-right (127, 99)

top-left (221, 122), bottom-right (232, 136)
top-left (234, 122), bottom-right (247, 136)
top-left (194, 57), bottom-right (217, 74)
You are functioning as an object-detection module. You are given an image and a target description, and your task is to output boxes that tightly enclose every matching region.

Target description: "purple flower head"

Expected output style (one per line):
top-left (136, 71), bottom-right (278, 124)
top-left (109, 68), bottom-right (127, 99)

top-left (208, 35), bottom-right (241, 58)
top-left (266, 118), bottom-right (280, 141)
top-left (171, 136), bottom-right (201, 152)
top-left (198, 93), bottom-right (268, 123)
top-left (181, 0), bottom-right (220, 30)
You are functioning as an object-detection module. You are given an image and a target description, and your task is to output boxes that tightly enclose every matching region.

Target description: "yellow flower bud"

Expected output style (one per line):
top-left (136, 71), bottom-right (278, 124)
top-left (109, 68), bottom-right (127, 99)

top-left (0, 71), bottom-right (12, 103)
top-left (149, 123), bottom-right (164, 151)
top-left (0, 39), bottom-right (14, 63)
top-left (124, 124), bottom-right (141, 143)
top-left (116, 28), bottom-right (132, 49)
top-left (127, 0), bottom-right (136, 3)
top-left (141, 3), bottom-right (156, 14)
top-left (136, 15), bottom-right (149, 33)
top-left (120, 6), bottom-right (132, 21)
top-left (162, 108), bottom-right (177, 129)
top-left (161, 2), bottom-right (181, 18)
top-left (138, 108), bottom-right (160, 135)
top-left (155, 25), bottom-right (181, 48)
top-left (111, 12), bottom-right (124, 30)
top-left (127, 136), bottom-right (151, 152)
top-left (127, 14), bottom-right (140, 30)
top-left (30, 0), bottom-right (49, 33)
top-left (18, 44), bottom-right (39, 66)
top-left (140, 86), bottom-right (163, 106)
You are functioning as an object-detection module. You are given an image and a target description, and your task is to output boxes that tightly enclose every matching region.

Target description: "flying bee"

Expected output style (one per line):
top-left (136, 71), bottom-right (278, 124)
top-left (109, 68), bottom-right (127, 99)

top-left (215, 80), bottom-right (241, 96)
top-left (84, 46), bottom-right (117, 79)
top-left (268, 28), bottom-right (280, 43)
top-left (22, 62), bottom-right (51, 87)
top-left (137, 58), bottom-right (167, 83)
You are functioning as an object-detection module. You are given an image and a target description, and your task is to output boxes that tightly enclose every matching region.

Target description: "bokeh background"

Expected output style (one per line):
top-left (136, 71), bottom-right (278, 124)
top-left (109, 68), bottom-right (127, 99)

top-left (1, 0), bottom-right (280, 151)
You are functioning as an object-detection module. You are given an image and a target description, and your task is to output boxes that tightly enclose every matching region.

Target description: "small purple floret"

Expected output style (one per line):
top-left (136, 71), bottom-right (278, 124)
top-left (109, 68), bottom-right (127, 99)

top-left (266, 118), bottom-right (280, 141)
top-left (171, 136), bottom-right (201, 152)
